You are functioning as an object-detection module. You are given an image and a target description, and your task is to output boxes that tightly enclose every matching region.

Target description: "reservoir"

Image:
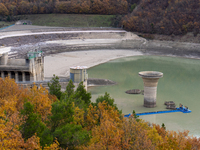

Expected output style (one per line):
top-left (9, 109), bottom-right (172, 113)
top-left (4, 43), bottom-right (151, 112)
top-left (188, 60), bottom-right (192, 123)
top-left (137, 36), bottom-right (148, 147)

top-left (87, 55), bottom-right (200, 137)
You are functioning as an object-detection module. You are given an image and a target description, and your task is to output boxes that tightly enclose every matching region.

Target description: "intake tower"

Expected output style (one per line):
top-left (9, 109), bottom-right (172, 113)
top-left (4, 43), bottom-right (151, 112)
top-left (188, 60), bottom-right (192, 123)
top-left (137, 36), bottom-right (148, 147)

top-left (139, 71), bottom-right (163, 108)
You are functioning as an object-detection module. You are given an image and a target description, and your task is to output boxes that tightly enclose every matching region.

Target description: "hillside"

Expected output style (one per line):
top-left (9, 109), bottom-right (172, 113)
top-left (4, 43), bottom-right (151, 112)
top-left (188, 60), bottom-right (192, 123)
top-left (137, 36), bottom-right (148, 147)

top-left (122, 0), bottom-right (200, 37)
top-left (20, 14), bottom-right (120, 27)
top-left (1, 0), bottom-right (200, 40)
top-left (0, 14), bottom-right (122, 29)
top-left (2, 0), bottom-right (200, 44)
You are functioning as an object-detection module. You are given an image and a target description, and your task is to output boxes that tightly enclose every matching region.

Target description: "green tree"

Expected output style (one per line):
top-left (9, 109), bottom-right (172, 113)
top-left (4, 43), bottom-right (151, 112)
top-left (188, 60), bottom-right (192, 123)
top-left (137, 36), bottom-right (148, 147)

top-left (132, 109), bottom-right (140, 121)
top-left (48, 74), bottom-right (62, 100)
top-left (162, 123), bottom-right (166, 130)
top-left (61, 81), bottom-right (91, 110)
top-left (49, 100), bottom-right (74, 132)
top-left (20, 102), bottom-right (46, 140)
top-left (53, 123), bottom-right (90, 149)
top-left (48, 91), bottom-right (90, 149)
top-left (40, 128), bottom-right (54, 147)
top-left (93, 92), bottom-right (121, 113)
top-left (75, 81), bottom-right (91, 107)
top-left (65, 79), bottom-right (75, 98)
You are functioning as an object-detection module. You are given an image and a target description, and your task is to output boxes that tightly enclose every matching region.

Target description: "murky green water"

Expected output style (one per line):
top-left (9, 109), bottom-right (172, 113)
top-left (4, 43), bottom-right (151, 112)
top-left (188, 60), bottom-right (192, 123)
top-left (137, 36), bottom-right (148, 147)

top-left (87, 55), bottom-right (200, 137)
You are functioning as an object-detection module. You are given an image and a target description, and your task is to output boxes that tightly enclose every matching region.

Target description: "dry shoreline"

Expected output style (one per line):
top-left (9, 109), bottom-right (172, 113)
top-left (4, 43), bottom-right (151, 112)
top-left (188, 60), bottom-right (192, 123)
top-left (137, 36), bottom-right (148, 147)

top-left (44, 49), bottom-right (143, 78)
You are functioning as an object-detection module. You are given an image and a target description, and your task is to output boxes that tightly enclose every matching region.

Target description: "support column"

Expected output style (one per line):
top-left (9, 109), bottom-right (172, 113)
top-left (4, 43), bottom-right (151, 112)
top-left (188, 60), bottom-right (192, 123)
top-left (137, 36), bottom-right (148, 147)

top-left (1, 71), bottom-right (4, 79)
top-left (139, 71), bottom-right (163, 108)
top-left (15, 72), bottom-right (18, 82)
top-left (22, 72), bottom-right (25, 82)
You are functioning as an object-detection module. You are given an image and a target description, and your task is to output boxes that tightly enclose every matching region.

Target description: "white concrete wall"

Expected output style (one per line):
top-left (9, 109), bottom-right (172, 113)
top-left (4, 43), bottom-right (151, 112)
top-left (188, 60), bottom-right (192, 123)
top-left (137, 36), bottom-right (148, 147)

top-left (7, 59), bottom-right (26, 66)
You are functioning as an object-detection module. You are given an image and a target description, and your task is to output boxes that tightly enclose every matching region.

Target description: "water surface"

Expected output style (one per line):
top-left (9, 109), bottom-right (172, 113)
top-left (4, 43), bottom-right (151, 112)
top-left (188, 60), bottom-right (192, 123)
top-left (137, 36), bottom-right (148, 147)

top-left (87, 56), bottom-right (200, 136)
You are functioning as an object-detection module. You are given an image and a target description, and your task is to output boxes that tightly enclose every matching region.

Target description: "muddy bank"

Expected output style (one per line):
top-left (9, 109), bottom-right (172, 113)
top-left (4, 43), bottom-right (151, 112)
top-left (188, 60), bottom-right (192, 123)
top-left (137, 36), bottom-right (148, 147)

top-left (137, 32), bottom-right (200, 44)
top-left (87, 78), bottom-right (116, 86)
top-left (138, 40), bottom-right (200, 58)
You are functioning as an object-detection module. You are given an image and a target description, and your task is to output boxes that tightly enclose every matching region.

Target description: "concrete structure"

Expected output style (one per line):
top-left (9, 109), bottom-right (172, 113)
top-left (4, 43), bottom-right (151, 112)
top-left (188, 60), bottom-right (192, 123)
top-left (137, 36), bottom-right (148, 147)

top-left (139, 71), bottom-right (163, 108)
top-left (70, 66), bottom-right (88, 90)
top-left (15, 20), bottom-right (32, 25)
top-left (0, 51), bottom-right (44, 82)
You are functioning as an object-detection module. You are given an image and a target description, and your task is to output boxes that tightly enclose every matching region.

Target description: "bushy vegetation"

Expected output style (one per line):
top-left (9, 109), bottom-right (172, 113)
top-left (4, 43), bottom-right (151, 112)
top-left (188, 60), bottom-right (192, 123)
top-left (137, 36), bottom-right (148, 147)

top-left (0, 76), bottom-right (200, 149)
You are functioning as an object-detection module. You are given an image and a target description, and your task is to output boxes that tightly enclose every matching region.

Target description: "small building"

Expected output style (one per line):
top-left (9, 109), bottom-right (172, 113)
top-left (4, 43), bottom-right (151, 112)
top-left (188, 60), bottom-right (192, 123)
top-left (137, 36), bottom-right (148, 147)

top-left (70, 66), bottom-right (88, 90)
top-left (0, 51), bottom-right (44, 83)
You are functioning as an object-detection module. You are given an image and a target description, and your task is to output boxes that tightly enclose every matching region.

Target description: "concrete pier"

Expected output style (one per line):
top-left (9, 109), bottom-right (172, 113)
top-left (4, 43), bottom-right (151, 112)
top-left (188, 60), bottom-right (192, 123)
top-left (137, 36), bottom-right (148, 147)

top-left (139, 71), bottom-right (163, 108)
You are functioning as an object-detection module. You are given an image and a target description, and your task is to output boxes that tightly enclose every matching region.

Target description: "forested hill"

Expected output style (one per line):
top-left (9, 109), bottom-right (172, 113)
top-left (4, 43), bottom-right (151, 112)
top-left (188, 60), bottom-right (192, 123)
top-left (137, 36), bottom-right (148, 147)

top-left (0, 0), bottom-right (200, 36)
top-left (122, 0), bottom-right (200, 36)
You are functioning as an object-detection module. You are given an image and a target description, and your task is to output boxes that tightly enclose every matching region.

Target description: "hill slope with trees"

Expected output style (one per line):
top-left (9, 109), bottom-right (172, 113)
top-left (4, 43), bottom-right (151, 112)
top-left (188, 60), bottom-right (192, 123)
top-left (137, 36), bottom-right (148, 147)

top-left (122, 0), bottom-right (200, 36)
top-left (1, 0), bottom-right (200, 39)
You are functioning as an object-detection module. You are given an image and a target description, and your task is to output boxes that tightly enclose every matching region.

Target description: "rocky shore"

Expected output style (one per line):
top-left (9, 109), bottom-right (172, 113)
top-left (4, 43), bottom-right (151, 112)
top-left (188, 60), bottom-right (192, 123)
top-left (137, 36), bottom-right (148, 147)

top-left (1, 25), bottom-right (200, 59)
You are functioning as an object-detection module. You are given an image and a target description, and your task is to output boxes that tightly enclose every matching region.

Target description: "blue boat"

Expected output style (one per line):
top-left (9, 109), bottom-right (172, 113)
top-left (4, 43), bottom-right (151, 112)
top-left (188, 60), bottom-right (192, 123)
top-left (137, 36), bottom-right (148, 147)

top-left (124, 107), bottom-right (191, 117)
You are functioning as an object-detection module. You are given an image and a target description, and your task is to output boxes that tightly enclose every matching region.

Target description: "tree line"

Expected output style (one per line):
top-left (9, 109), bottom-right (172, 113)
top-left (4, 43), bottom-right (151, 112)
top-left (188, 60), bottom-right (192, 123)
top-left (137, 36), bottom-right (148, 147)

top-left (0, 76), bottom-right (200, 149)
top-left (0, 0), bottom-right (129, 17)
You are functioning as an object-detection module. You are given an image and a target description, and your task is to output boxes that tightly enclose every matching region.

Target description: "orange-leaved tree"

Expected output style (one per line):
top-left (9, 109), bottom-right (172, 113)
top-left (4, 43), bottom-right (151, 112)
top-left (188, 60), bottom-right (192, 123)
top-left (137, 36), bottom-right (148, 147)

top-left (80, 101), bottom-right (123, 149)
top-left (0, 3), bottom-right (9, 16)
top-left (26, 84), bottom-right (53, 121)
top-left (0, 77), bottom-right (59, 149)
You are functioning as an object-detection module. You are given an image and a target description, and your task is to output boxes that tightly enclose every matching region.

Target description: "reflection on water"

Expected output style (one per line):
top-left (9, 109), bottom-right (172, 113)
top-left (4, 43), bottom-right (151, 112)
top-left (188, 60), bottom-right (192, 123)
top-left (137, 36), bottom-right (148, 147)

top-left (87, 56), bottom-right (200, 137)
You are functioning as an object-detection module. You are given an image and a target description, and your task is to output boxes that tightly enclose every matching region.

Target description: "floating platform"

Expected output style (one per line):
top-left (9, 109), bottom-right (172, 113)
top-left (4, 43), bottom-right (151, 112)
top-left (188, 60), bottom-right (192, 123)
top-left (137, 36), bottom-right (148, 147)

top-left (125, 89), bottom-right (141, 94)
top-left (124, 107), bottom-right (191, 117)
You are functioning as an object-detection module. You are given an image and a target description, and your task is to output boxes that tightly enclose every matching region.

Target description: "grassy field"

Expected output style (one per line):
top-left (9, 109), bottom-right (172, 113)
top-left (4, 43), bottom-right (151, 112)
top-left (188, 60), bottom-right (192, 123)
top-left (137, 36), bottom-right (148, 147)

top-left (18, 14), bottom-right (120, 27)
top-left (0, 21), bottom-right (15, 28)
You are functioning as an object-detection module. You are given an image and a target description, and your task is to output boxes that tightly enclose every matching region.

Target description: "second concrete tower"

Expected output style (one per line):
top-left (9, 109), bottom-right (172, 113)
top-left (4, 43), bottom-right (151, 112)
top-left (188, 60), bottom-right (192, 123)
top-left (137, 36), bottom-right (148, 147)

top-left (139, 71), bottom-right (163, 108)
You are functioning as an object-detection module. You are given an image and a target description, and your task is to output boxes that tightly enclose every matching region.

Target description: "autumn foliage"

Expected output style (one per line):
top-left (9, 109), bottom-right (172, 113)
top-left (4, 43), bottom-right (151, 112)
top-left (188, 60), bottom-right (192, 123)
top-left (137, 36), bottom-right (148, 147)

top-left (0, 77), bottom-right (57, 149)
top-left (0, 77), bottom-right (200, 149)
top-left (122, 0), bottom-right (200, 36)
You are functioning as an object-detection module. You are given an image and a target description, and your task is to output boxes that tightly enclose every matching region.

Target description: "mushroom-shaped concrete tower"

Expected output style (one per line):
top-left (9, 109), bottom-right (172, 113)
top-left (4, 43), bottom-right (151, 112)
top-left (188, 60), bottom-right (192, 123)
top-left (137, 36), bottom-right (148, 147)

top-left (139, 71), bottom-right (163, 108)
